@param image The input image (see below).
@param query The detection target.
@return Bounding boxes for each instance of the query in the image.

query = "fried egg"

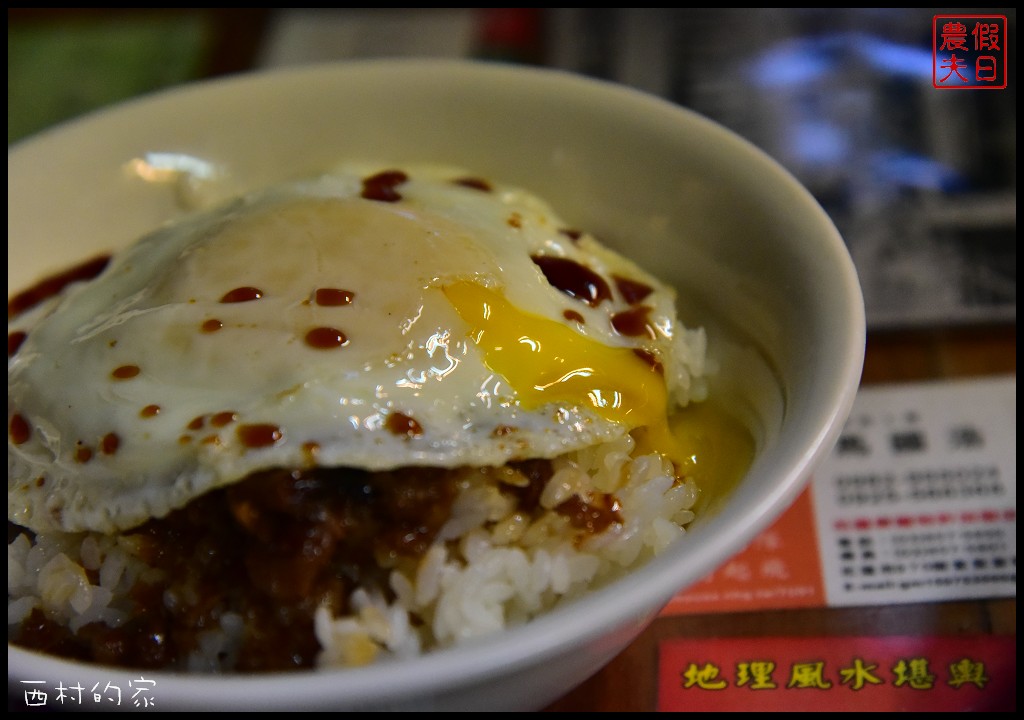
[8,164,706,534]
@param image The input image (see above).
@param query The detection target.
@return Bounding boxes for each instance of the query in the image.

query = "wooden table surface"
[545,324,1017,712]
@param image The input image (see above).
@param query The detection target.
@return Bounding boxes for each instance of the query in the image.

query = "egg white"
[8,165,704,533]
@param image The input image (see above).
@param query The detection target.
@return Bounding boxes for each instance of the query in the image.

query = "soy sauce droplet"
[452,177,492,192]
[632,348,664,375]
[386,412,423,437]
[8,254,110,319]
[611,306,656,338]
[314,288,355,306]
[8,331,27,357]
[613,275,654,305]
[220,287,263,303]
[211,411,238,427]
[10,414,31,445]
[112,365,140,380]
[531,255,611,307]
[75,443,93,463]
[361,170,408,202]
[101,433,120,455]
[305,327,348,349]
[238,423,283,448]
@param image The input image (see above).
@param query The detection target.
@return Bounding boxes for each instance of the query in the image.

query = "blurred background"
[7,8,1016,330]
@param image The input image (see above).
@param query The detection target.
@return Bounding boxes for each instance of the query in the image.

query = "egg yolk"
[667,400,755,514]
[443,280,684,465]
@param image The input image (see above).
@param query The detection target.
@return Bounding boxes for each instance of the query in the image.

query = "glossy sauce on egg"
[8,164,719,534]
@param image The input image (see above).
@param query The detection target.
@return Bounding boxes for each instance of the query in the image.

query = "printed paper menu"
[665,375,1016,614]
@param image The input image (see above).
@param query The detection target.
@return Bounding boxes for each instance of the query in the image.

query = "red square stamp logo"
[933,15,1008,89]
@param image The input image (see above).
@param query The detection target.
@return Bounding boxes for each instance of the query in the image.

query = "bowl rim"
[8,58,866,709]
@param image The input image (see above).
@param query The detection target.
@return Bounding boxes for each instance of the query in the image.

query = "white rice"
[8,531,157,634]
[8,433,698,671]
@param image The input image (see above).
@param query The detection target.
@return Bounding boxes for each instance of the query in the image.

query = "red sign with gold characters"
[659,635,1015,711]
[933,15,1008,89]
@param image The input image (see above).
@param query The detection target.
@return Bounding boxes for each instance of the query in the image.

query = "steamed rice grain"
[8,432,697,671]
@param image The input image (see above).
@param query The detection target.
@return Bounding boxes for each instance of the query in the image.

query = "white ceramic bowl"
[8,59,864,711]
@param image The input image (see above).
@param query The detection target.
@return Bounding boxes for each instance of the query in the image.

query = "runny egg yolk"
[443,280,684,466]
